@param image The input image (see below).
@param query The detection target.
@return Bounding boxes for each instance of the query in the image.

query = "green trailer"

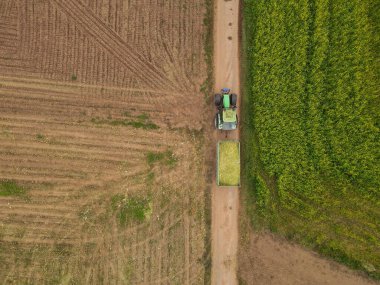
[217,140,240,187]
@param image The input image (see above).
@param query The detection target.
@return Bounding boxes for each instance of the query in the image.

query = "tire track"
[0,74,183,96]
[50,0,178,91]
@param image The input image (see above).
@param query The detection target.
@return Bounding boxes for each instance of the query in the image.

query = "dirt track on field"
[211,0,240,284]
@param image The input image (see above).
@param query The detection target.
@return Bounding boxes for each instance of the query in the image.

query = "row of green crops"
[242,0,379,279]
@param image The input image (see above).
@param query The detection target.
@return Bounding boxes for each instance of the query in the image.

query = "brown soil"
[239,232,378,285]
[0,0,209,284]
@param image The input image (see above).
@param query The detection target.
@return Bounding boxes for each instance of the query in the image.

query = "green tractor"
[214,88,238,130]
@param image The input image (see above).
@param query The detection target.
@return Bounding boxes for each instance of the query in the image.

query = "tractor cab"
[214,88,238,130]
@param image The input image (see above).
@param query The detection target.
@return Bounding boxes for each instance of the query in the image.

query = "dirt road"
[211,0,240,284]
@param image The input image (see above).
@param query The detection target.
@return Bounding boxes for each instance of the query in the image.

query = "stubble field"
[0,0,211,284]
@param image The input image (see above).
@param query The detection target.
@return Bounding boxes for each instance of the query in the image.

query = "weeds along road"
[211,0,240,284]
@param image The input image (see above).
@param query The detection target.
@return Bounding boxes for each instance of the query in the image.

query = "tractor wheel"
[214,94,222,107]
[230,93,237,107]
[214,113,219,129]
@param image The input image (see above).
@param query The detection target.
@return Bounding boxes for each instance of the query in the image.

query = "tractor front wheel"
[214,94,222,107]
[230,93,237,107]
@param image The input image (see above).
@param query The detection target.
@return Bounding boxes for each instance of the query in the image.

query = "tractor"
[214,88,238,130]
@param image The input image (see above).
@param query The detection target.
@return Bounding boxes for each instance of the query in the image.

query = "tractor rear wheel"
[214,94,222,107]
[214,114,218,129]
[230,93,237,107]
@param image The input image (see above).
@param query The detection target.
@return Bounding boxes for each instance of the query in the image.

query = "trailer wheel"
[230,93,237,107]
[214,94,222,107]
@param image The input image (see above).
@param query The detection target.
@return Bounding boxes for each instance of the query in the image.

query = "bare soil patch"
[239,232,378,285]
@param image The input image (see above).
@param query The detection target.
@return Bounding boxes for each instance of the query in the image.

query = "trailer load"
[217,140,240,187]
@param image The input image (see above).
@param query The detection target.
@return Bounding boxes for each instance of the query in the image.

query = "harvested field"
[0,0,211,284]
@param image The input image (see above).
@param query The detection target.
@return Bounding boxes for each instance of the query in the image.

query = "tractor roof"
[223,109,237,123]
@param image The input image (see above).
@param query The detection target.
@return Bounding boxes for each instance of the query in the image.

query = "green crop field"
[242,0,379,279]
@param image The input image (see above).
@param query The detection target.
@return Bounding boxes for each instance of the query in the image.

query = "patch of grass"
[165,150,178,167]
[91,116,159,130]
[121,120,158,130]
[53,243,72,257]
[238,277,248,285]
[36,133,45,141]
[136,113,149,121]
[145,171,155,186]
[84,242,96,254]
[111,194,152,226]
[243,0,380,279]
[0,180,26,196]
[90,117,104,124]
[15,228,26,239]
[147,149,178,168]
[122,260,134,283]
[78,207,93,221]
[1,128,13,138]
[35,134,65,145]
[146,152,166,165]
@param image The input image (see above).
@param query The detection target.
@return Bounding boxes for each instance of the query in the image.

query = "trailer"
[217,140,240,187]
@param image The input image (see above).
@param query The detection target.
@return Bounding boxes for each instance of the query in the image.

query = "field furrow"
[0,0,209,283]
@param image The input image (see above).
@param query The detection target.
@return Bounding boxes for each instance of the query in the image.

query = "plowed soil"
[0,0,210,284]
